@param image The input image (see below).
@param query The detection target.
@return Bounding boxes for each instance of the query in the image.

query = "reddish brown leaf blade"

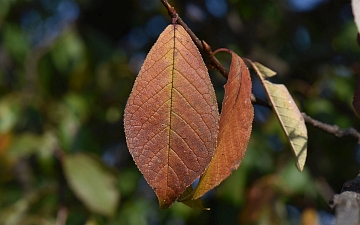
[123,24,219,208]
[353,75,360,116]
[193,51,254,199]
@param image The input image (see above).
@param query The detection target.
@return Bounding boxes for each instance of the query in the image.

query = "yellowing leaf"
[193,50,254,199]
[123,24,219,208]
[63,153,120,216]
[253,62,307,171]
[253,62,277,78]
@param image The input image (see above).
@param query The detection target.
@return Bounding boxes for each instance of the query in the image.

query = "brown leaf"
[193,50,254,199]
[123,24,219,208]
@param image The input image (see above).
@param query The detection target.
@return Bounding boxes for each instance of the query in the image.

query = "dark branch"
[302,113,360,143]
[160,0,228,78]
[250,95,272,109]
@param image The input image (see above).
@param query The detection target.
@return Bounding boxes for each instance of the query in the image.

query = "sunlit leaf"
[124,24,219,208]
[63,153,120,216]
[254,62,277,78]
[193,50,254,199]
[253,62,307,171]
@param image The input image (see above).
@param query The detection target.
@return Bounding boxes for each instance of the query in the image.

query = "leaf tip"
[253,62,277,78]
[296,162,304,172]
[158,199,173,209]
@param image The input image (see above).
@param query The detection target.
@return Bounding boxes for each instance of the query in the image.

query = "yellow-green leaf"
[254,62,277,78]
[63,153,120,216]
[253,63,307,171]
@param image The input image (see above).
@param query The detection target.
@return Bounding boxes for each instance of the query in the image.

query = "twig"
[160,0,360,144]
[302,113,360,143]
[160,0,228,77]
[250,95,271,108]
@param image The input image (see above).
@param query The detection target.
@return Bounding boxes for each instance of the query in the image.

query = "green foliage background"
[0,0,359,224]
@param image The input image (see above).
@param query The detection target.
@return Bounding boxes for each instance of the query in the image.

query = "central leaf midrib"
[166,25,177,197]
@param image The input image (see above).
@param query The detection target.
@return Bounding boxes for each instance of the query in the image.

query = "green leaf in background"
[63,153,120,216]
[280,161,317,197]
[252,62,308,171]
[0,95,21,134]
[7,133,40,160]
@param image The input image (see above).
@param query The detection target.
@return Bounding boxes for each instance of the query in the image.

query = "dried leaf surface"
[193,51,254,199]
[124,24,219,208]
[253,63,307,171]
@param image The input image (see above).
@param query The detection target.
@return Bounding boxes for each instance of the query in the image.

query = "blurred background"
[0,0,360,224]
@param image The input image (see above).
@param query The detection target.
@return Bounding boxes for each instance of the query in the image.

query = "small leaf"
[253,62,277,78]
[177,186,209,210]
[123,24,219,208]
[193,50,254,199]
[253,62,307,171]
[63,153,119,216]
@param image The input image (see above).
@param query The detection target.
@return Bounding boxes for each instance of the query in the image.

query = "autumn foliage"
[124,23,308,208]
[124,24,219,208]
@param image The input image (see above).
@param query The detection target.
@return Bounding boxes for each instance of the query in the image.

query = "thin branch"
[251,95,272,108]
[302,113,360,143]
[160,0,360,144]
[160,0,228,77]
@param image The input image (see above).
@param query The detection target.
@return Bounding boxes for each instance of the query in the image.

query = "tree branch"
[160,0,360,144]
[302,113,360,143]
[160,0,228,77]
[331,173,360,225]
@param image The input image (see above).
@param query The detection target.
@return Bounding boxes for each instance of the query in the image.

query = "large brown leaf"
[193,50,254,199]
[123,24,219,208]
